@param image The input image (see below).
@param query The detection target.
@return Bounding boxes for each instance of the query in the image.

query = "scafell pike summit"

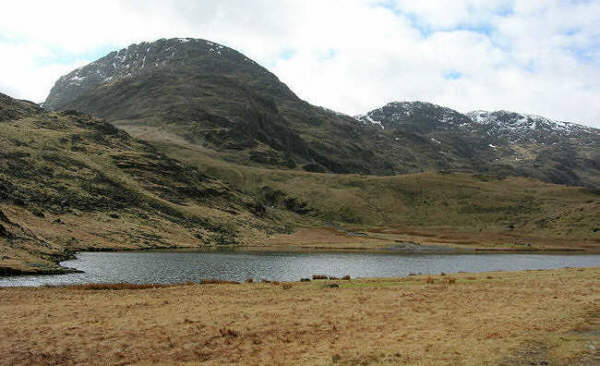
[44,38,600,188]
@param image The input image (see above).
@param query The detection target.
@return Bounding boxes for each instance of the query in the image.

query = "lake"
[1,250,599,287]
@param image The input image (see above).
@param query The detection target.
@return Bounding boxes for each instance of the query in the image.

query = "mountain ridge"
[356,100,599,138]
[355,100,600,187]
[43,37,600,188]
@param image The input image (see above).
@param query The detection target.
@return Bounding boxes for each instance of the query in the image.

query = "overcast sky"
[1,0,599,127]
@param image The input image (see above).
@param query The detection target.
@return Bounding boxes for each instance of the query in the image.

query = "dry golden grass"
[1,267,599,365]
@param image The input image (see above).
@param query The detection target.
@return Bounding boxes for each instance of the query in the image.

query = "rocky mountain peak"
[355,101,473,132]
[43,38,258,111]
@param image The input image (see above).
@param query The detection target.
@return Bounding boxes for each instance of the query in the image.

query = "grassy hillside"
[158,140,600,250]
[0,95,295,274]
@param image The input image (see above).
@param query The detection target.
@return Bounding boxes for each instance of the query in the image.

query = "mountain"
[43,38,392,174]
[357,101,600,188]
[44,38,500,176]
[44,38,600,188]
[356,101,474,133]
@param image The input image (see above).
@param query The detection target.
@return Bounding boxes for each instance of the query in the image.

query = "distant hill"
[357,101,600,187]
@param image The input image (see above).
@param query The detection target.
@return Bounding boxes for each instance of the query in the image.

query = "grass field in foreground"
[1,267,599,365]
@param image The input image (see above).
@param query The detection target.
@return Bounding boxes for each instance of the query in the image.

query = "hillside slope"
[0,93,292,274]
[159,140,600,252]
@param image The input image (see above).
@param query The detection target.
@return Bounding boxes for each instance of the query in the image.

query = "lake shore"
[2,267,599,365]
[2,223,600,276]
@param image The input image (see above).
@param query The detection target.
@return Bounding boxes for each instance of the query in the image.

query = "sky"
[1,0,599,127]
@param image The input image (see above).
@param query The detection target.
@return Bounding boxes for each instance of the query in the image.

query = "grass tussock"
[200,279,240,285]
[219,328,239,338]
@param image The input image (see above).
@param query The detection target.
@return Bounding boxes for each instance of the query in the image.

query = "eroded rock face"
[0,224,9,238]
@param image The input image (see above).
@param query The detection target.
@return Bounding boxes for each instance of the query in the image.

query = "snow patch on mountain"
[354,113,384,129]
[466,110,598,141]
[355,101,473,131]
[355,101,599,147]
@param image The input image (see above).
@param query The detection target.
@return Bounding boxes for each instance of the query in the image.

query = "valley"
[2,0,600,362]
[1,37,599,275]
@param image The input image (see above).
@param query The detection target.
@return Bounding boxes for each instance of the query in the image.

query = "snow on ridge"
[466,109,599,137]
[354,113,384,129]
[69,74,84,82]
[466,110,490,124]
[364,114,384,129]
